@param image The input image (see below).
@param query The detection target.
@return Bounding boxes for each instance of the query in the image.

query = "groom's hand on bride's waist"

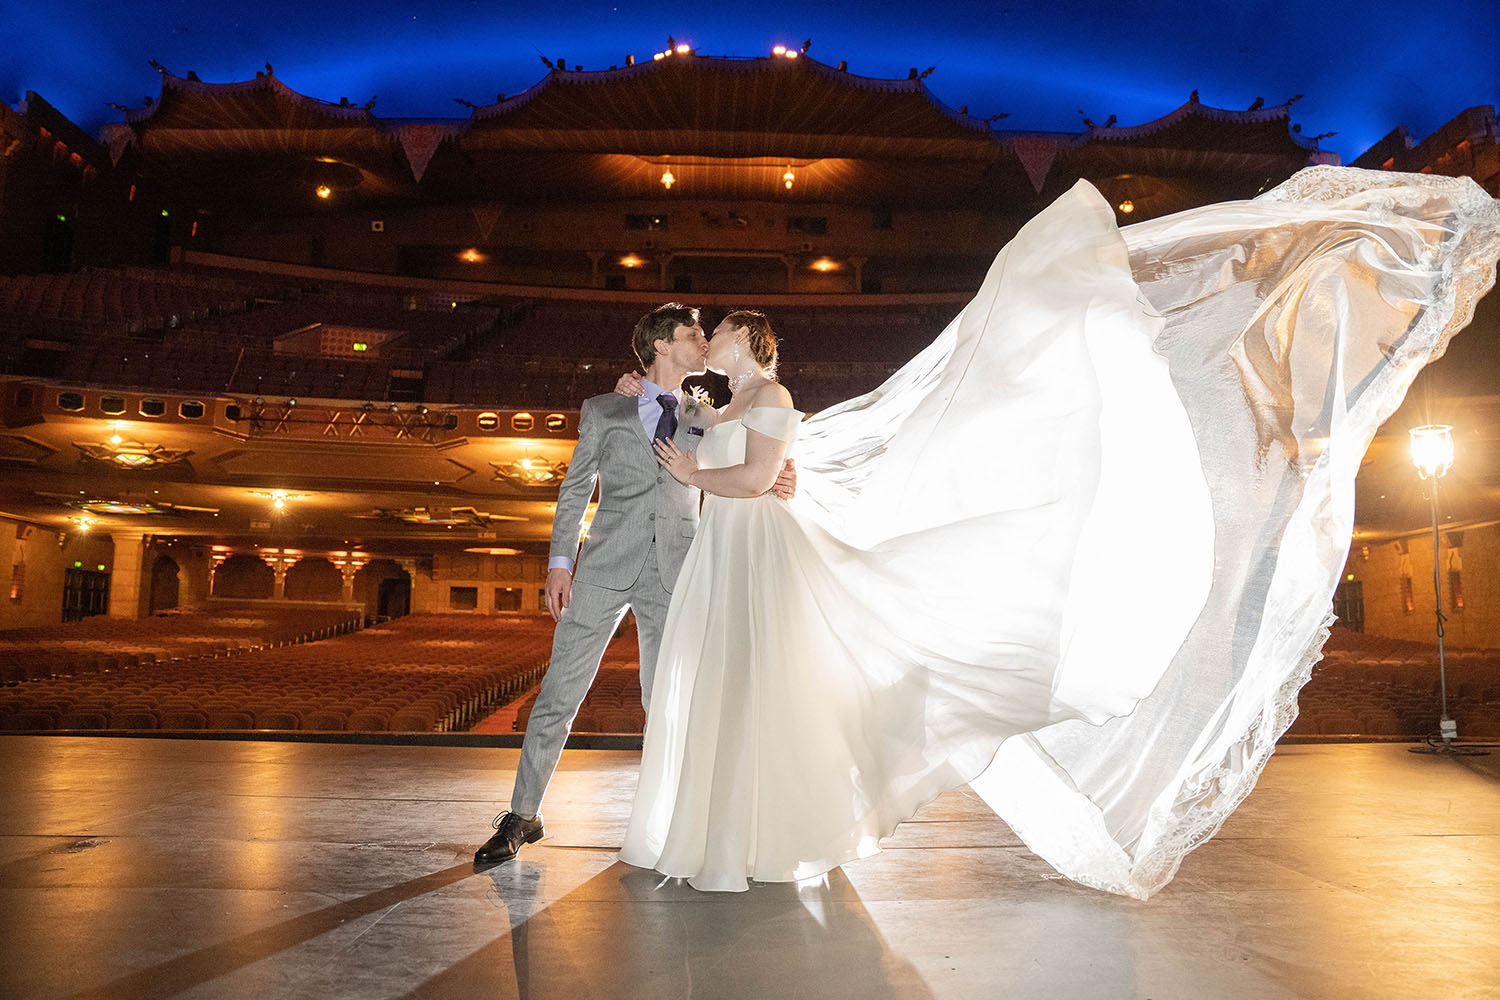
[768,459,796,500]
[545,568,573,622]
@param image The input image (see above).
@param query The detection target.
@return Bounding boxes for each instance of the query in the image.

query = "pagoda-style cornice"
[125,68,380,128]
[96,59,1326,207]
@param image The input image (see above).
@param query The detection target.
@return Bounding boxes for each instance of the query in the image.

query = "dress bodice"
[697,407,803,470]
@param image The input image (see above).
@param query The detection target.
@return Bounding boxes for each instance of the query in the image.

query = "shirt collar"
[640,377,681,402]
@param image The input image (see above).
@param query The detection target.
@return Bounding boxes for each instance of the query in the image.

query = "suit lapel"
[618,393,657,456]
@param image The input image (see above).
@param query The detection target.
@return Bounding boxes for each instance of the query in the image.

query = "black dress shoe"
[474,811,544,864]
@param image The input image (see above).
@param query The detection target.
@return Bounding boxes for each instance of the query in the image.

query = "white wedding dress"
[618,166,1500,897]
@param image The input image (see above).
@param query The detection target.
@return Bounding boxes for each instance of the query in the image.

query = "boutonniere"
[685,386,714,410]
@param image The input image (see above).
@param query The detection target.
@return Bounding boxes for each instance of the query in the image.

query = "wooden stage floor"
[2,737,1498,999]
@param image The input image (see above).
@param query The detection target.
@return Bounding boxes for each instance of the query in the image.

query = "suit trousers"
[510,543,673,817]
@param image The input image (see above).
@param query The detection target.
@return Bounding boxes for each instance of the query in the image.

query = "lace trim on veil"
[1111,166,1500,899]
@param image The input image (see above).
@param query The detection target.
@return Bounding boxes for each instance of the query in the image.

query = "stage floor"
[1,737,1497,1000]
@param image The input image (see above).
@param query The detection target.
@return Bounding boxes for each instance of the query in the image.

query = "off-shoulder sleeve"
[742,406,804,442]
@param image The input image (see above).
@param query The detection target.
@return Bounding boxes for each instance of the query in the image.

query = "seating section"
[1287,629,1500,737]
[0,613,550,733]
[3,259,958,409]
[0,603,360,683]
[1,266,503,400]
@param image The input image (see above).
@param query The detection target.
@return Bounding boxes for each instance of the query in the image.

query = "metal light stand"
[1408,425,1487,756]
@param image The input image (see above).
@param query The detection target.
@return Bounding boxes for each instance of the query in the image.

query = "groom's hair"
[633,302,699,367]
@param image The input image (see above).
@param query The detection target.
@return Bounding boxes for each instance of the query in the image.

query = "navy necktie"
[654,393,679,442]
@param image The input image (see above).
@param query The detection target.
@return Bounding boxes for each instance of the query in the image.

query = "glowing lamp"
[620,254,645,268]
[786,51,799,59]
[661,168,675,189]
[1118,200,1135,214]
[459,248,486,263]
[811,258,838,272]
[1409,425,1454,480]
[675,44,690,54]
[783,167,795,190]
[653,52,665,60]
[316,185,332,199]
[772,45,787,55]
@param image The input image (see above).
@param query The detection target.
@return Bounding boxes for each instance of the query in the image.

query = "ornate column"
[587,251,606,288]
[657,253,673,291]
[267,550,291,599]
[107,532,149,619]
[851,256,868,293]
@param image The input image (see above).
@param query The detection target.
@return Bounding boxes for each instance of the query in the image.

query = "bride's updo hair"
[722,309,778,377]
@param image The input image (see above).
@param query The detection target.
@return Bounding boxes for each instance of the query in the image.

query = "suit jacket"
[549,391,717,592]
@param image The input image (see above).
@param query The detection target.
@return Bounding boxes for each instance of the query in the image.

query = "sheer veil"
[787,166,1500,898]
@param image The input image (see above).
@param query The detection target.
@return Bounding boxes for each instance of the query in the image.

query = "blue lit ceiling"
[5,1,1497,163]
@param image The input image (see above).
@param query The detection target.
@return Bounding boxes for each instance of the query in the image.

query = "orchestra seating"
[0,602,360,682]
[0,612,551,733]
[1288,628,1500,737]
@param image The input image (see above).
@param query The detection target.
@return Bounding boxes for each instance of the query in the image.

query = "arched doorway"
[284,557,342,601]
[149,555,180,613]
[212,554,274,599]
[354,559,411,620]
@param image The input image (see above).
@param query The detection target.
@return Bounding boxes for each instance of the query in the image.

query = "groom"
[476,302,794,864]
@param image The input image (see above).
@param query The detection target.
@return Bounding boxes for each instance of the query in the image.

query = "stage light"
[661,168,675,189]
[1410,424,1454,480]
[654,52,665,60]
[783,166,795,189]
[1119,200,1135,213]
[316,185,332,199]
[1406,424,1482,756]
[675,44,690,54]
[786,51,799,59]
[773,45,787,55]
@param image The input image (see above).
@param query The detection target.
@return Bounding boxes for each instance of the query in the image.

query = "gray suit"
[511,391,714,817]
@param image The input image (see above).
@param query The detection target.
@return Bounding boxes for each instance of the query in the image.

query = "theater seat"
[205,710,254,729]
[57,710,110,730]
[110,709,160,730]
[160,709,208,730]
[301,710,348,731]
[254,709,302,730]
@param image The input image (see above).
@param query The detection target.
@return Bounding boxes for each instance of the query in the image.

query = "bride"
[613,166,1500,897]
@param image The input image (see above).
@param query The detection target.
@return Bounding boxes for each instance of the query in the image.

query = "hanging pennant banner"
[1013,136,1059,194]
[470,202,503,242]
[397,124,448,183]
[100,123,135,166]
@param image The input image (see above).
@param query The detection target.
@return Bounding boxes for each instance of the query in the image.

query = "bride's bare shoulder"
[749,381,794,409]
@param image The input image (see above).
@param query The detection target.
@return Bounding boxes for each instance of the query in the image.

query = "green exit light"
[352,342,368,352]
[1346,573,1355,581]
[55,214,67,223]
[73,561,82,568]
[160,209,169,217]
[97,564,106,571]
